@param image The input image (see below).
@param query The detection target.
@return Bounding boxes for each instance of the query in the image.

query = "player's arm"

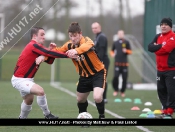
[148,34,162,53]
[96,36,107,60]
[32,43,68,58]
[125,41,132,54]
[110,42,115,57]
[155,38,175,55]
[44,57,55,64]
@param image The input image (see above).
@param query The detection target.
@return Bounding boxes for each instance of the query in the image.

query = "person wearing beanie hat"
[160,17,172,28]
[148,17,175,119]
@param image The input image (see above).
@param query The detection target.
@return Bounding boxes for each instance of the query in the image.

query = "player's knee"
[77,96,82,102]
[94,96,103,103]
[77,96,86,103]
[38,89,45,96]
[25,100,33,105]
[35,85,45,96]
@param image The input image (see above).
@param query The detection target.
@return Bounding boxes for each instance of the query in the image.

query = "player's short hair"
[68,22,81,33]
[30,27,44,39]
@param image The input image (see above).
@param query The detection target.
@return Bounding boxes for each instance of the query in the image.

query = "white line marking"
[50,82,153,132]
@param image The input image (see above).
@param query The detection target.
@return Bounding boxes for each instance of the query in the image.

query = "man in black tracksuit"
[148,18,175,119]
[110,30,132,97]
[91,22,110,103]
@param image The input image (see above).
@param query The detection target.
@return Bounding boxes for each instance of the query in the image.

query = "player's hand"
[36,55,45,65]
[122,48,127,53]
[66,49,78,58]
[49,42,57,50]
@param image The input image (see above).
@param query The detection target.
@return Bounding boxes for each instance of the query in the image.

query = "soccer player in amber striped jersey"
[37,22,106,119]
[11,27,68,119]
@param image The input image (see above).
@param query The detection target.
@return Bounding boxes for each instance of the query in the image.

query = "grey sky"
[70,0,145,17]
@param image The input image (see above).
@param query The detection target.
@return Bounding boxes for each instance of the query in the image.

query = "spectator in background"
[110,30,132,97]
[148,17,175,119]
[91,22,110,104]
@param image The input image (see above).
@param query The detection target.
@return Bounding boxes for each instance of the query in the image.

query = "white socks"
[19,101,32,119]
[37,94,50,116]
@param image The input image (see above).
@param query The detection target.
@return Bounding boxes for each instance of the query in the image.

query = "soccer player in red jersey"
[11,27,68,119]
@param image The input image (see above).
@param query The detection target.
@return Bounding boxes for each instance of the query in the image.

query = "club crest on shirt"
[75,54,85,61]
[162,41,166,46]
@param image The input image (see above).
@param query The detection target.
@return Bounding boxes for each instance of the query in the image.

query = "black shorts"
[77,69,106,93]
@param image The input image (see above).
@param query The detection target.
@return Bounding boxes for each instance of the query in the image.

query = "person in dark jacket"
[110,30,132,97]
[91,22,110,103]
[148,17,175,119]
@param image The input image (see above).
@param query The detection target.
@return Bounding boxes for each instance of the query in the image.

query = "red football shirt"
[14,40,67,78]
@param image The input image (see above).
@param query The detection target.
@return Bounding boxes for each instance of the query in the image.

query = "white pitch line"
[50,82,153,132]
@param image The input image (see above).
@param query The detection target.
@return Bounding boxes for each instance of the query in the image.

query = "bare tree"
[126,0,132,34]
[98,0,103,25]
[119,0,124,30]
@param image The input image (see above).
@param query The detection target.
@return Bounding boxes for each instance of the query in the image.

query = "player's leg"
[93,69,106,119]
[77,92,90,113]
[93,87,105,119]
[103,82,107,103]
[19,94,34,119]
[112,66,120,96]
[120,66,128,97]
[11,76,33,119]
[165,70,175,118]
[156,71,168,118]
[76,76,91,114]
[30,84,58,119]
[103,59,110,103]
[11,76,34,119]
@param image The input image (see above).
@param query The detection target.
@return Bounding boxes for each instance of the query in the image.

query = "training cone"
[134,98,142,104]
[142,108,151,112]
[139,113,147,118]
[144,102,152,106]
[114,98,122,102]
[147,111,154,115]
[124,98,132,102]
[153,110,162,114]
[134,100,142,104]
[147,114,155,118]
[131,106,140,110]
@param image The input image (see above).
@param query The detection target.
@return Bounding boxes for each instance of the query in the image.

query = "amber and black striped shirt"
[54,36,105,77]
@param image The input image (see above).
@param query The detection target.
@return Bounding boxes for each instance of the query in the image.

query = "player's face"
[161,23,172,34]
[68,32,82,45]
[118,30,124,39]
[91,24,100,34]
[35,29,45,44]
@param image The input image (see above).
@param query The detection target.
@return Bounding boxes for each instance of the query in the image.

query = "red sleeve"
[155,39,175,55]
[44,57,55,64]
[32,43,68,58]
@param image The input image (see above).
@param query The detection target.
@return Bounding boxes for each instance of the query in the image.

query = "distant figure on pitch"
[91,22,110,104]
[110,30,132,97]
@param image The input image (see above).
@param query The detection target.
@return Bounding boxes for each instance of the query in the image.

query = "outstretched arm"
[32,43,68,58]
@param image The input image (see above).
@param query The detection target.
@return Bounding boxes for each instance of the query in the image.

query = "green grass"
[0,81,175,132]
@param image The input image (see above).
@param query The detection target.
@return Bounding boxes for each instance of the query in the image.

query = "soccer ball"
[77,112,93,119]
